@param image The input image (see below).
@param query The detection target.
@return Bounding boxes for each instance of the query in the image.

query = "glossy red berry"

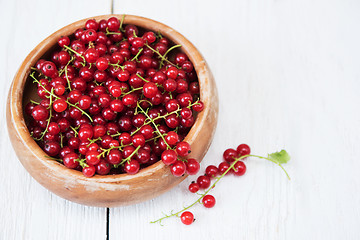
[202,195,216,208]
[185,158,200,175]
[124,160,140,174]
[233,161,247,176]
[236,144,251,156]
[223,148,238,163]
[63,153,79,169]
[161,149,177,165]
[197,175,211,189]
[83,165,96,177]
[53,99,68,113]
[170,161,186,177]
[180,211,194,225]
[176,141,191,157]
[31,105,49,121]
[218,161,231,175]
[188,182,200,193]
[205,165,219,178]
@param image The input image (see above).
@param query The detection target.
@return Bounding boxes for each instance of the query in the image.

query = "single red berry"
[31,105,49,121]
[107,149,122,165]
[218,161,231,175]
[236,144,251,156]
[63,153,79,169]
[95,57,109,71]
[161,149,177,165]
[193,100,204,112]
[202,195,216,208]
[185,158,200,175]
[83,165,96,177]
[180,211,194,225]
[132,133,145,147]
[233,161,247,176]
[197,175,211,189]
[96,159,111,175]
[188,182,200,193]
[223,148,238,163]
[53,99,68,113]
[176,141,191,157]
[165,131,179,146]
[124,160,140,174]
[170,161,186,177]
[58,36,70,47]
[205,165,219,178]
[107,17,120,31]
[143,82,158,98]
[43,141,60,157]
[85,150,101,165]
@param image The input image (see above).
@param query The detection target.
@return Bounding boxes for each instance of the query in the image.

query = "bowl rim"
[9,14,214,184]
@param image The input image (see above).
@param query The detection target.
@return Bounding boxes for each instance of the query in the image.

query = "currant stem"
[131,48,143,61]
[248,154,291,180]
[144,43,179,68]
[137,102,172,150]
[36,88,54,141]
[150,153,290,225]
[63,45,86,65]
[30,72,93,122]
[150,154,249,225]
[160,44,181,68]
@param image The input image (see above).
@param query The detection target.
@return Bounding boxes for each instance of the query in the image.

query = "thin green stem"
[131,48,143,61]
[150,153,290,225]
[144,43,179,68]
[160,44,181,68]
[150,155,250,224]
[137,103,172,149]
[30,72,93,122]
[248,154,290,180]
[63,45,86,65]
[119,15,125,32]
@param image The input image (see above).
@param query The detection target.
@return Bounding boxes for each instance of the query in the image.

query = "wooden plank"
[0,0,112,239]
[110,0,360,239]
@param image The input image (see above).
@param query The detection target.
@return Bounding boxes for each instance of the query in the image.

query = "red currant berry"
[188,182,200,193]
[53,99,68,113]
[63,153,79,169]
[197,175,211,189]
[185,158,200,175]
[236,144,251,156]
[205,165,219,178]
[96,160,111,175]
[86,150,101,165]
[218,161,231,175]
[161,149,177,165]
[223,148,238,163]
[233,161,247,176]
[202,195,216,208]
[83,165,96,177]
[176,141,191,157]
[170,161,186,177]
[31,105,49,121]
[180,211,194,225]
[124,160,140,174]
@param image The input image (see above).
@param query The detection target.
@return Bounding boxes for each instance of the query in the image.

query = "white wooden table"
[1,0,359,239]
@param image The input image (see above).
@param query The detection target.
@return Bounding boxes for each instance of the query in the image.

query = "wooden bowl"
[6,14,218,207]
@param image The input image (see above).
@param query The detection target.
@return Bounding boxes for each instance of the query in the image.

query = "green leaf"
[268,150,290,164]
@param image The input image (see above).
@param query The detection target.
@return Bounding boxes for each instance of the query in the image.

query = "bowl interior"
[20,14,208,179]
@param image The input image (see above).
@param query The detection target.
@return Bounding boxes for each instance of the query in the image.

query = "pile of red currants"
[25,16,204,177]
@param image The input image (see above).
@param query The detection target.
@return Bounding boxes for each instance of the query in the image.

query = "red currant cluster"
[151,143,251,225]
[181,144,250,225]
[25,16,204,177]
